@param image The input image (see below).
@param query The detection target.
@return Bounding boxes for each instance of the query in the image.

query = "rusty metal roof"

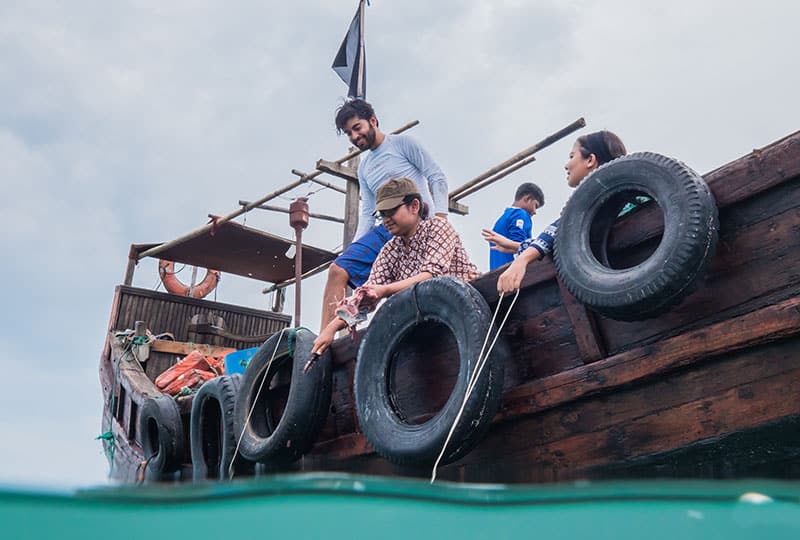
[134,220,337,284]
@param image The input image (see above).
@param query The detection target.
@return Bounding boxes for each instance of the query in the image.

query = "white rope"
[430,289,520,483]
[228,327,287,480]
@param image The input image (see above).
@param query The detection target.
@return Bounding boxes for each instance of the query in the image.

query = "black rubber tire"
[233,327,332,467]
[138,394,184,480]
[190,374,254,481]
[554,152,719,321]
[354,277,507,467]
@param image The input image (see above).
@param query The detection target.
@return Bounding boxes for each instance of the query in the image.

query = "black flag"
[332,2,366,98]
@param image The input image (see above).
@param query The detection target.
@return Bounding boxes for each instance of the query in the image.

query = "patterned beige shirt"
[366,217,480,286]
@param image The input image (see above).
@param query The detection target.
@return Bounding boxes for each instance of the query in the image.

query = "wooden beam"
[449,199,469,216]
[343,151,360,249]
[450,118,585,199]
[235,202,344,224]
[500,295,800,420]
[150,339,236,358]
[290,170,348,195]
[557,279,606,363]
[317,159,359,183]
[703,128,800,207]
[454,155,537,201]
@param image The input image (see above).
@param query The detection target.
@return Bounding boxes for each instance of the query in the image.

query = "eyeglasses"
[377,204,404,218]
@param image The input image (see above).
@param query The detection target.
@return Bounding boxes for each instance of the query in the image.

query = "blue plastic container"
[224,347,259,375]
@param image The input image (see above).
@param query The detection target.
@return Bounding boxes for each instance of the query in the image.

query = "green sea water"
[2,473,799,539]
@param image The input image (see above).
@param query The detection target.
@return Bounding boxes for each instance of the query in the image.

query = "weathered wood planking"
[461,342,800,483]
[308,333,800,483]
[112,285,290,351]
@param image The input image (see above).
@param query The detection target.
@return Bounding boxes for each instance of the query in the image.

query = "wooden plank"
[500,295,800,419]
[317,159,358,183]
[150,339,235,358]
[118,285,291,322]
[704,129,800,207]
[600,197,800,353]
[471,336,800,458]
[556,279,606,363]
[343,152,360,249]
[483,368,800,482]
[448,199,469,216]
[472,259,557,305]
[313,330,800,465]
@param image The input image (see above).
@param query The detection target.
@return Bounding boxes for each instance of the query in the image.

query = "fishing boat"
[99,124,800,485]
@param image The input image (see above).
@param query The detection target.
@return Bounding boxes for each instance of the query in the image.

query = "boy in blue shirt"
[483,183,544,270]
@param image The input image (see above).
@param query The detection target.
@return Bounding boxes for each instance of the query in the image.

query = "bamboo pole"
[357,0,366,99]
[235,203,345,224]
[262,259,338,294]
[454,155,536,200]
[293,172,348,194]
[449,117,586,201]
[136,120,420,262]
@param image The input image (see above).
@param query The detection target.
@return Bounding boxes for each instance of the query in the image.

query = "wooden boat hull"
[100,130,800,484]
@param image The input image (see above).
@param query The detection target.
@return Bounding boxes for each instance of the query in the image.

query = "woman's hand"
[481,229,518,253]
[497,258,527,293]
[358,283,388,310]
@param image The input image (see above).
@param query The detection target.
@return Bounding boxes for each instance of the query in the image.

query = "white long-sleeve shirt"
[354,134,449,241]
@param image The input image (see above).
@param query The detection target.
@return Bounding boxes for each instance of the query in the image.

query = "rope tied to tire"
[430,288,519,483]
[228,327,289,480]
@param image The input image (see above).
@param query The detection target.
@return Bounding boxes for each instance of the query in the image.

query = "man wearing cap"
[320,98,450,332]
[311,178,479,356]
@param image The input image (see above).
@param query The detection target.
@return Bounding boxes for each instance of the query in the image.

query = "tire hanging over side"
[355,277,507,467]
[554,152,719,321]
[190,374,254,481]
[138,394,184,481]
[233,328,332,467]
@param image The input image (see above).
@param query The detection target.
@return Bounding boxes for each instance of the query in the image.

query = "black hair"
[335,98,378,134]
[403,194,429,220]
[514,182,545,207]
[576,130,627,165]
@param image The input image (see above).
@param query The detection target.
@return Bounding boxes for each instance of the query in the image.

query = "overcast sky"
[1,0,799,488]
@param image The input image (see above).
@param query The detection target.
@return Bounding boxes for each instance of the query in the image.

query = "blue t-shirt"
[489,207,532,270]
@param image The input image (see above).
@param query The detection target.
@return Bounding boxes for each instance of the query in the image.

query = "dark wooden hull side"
[309,130,800,483]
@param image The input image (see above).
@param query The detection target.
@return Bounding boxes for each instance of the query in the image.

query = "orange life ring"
[158,260,221,299]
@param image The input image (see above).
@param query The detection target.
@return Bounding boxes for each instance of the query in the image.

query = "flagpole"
[357,0,366,98]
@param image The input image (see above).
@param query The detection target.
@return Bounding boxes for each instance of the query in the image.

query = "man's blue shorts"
[334,224,393,288]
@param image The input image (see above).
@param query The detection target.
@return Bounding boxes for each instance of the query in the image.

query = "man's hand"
[310,322,338,357]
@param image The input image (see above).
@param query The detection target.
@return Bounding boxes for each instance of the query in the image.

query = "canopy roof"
[133,220,337,284]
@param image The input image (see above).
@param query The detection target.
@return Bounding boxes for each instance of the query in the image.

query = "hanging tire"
[138,394,184,480]
[233,327,332,467]
[190,374,254,481]
[554,152,719,321]
[355,277,507,467]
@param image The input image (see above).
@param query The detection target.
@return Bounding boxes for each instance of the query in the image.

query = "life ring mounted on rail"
[158,260,221,299]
